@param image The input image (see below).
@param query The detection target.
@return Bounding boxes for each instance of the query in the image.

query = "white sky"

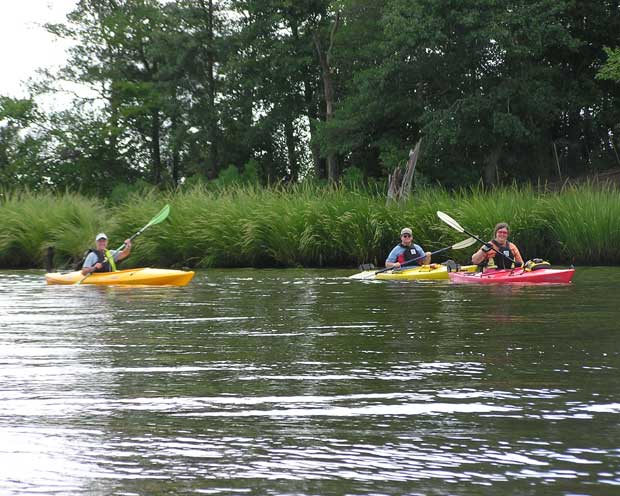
[0,0,78,98]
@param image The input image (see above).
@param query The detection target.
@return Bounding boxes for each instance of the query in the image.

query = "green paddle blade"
[146,204,170,228]
[451,237,477,250]
[129,204,171,241]
[437,210,465,233]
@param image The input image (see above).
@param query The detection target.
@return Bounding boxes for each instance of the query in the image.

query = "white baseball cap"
[95,233,108,241]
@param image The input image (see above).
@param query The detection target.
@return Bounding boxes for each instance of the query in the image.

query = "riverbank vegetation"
[1,183,619,270]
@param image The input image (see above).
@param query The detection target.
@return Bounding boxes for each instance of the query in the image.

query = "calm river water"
[0,267,619,495]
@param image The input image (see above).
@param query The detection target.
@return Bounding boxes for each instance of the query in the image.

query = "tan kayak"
[45,268,195,286]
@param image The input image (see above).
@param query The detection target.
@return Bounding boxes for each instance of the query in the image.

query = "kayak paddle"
[352,236,477,280]
[436,210,518,266]
[76,204,171,285]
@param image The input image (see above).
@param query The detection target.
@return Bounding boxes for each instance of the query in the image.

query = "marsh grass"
[0,191,102,268]
[540,183,620,264]
[1,182,618,269]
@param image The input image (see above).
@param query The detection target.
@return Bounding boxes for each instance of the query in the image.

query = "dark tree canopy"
[1,0,619,194]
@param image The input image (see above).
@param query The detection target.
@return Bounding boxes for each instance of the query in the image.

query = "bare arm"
[472,242,493,264]
[117,239,132,261]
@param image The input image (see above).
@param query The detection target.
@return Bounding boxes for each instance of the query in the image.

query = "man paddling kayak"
[385,227,431,269]
[471,222,524,269]
[81,233,132,275]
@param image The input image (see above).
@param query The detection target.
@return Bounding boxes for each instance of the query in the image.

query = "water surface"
[0,268,619,495]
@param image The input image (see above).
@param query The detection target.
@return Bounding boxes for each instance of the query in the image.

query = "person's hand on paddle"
[481,243,493,253]
[85,262,103,274]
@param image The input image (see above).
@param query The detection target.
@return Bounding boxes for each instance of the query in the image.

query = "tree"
[0,97,43,190]
[44,0,231,187]
[596,47,620,166]
[5,0,617,192]
[598,47,620,83]
[226,0,343,182]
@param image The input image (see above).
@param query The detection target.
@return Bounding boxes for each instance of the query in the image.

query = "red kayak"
[448,267,575,284]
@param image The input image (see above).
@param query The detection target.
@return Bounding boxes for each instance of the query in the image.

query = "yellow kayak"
[349,263,477,281]
[45,268,195,286]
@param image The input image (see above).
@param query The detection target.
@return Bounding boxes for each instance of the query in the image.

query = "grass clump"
[0,190,102,268]
[540,183,620,264]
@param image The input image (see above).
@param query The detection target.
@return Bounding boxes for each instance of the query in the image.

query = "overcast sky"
[0,0,78,98]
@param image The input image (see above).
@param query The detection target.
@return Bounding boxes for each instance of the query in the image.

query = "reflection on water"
[0,268,619,495]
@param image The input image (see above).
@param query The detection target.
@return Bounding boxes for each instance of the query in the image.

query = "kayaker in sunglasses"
[471,222,524,269]
[385,227,431,269]
[81,232,132,275]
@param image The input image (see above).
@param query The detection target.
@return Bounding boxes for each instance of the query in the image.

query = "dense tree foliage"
[1,0,619,194]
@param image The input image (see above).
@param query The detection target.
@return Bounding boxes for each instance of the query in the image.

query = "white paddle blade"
[348,270,376,280]
[451,237,477,250]
[437,210,464,233]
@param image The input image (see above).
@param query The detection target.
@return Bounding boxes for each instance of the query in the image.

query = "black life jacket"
[78,249,114,272]
[490,239,515,269]
[396,244,422,264]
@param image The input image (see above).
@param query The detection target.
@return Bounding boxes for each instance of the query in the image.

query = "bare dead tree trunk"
[387,139,422,203]
[484,147,501,186]
[553,142,562,182]
[313,13,340,183]
[609,135,620,166]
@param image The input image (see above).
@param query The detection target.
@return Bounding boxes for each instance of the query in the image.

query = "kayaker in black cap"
[385,227,431,269]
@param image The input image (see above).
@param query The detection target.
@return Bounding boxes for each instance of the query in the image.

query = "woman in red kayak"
[471,222,524,269]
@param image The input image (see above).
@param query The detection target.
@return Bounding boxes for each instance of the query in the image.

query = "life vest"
[396,244,423,264]
[90,249,118,272]
[487,240,516,270]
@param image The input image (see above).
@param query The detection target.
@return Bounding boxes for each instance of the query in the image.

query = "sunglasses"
[401,234,412,238]
[496,230,509,234]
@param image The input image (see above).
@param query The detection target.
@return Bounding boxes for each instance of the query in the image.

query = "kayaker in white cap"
[385,227,431,269]
[80,232,132,275]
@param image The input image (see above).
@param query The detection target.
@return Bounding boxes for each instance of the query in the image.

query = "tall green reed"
[540,183,620,264]
[0,190,102,268]
[1,182,618,269]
